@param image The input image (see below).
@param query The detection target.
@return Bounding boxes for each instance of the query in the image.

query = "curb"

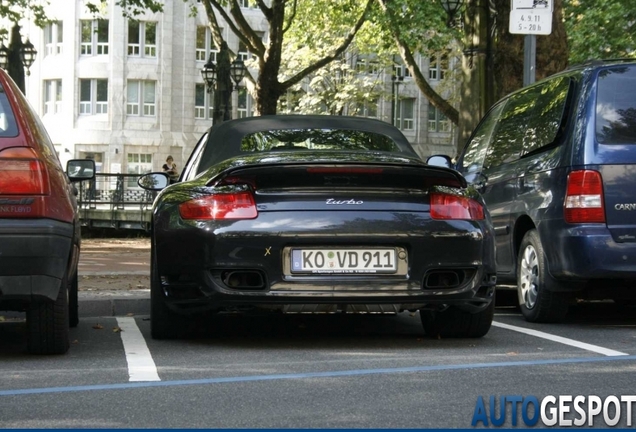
[79,289,150,318]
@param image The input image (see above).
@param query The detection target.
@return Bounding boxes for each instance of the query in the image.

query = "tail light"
[0,147,50,195]
[179,191,257,220]
[564,170,605,223]
[430,193,485,220]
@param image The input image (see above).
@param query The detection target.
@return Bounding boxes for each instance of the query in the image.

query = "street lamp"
[0,44,8,70]
[439,0,464,27]
[229,58,246,90]
[0,25,38,94]
[200,41,247,125]
[20,38,37,75]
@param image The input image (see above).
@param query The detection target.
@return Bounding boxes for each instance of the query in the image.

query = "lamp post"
[0,25,38,94]
[438,0,495,146]
[200,41,246,126]
[391,70,404,127]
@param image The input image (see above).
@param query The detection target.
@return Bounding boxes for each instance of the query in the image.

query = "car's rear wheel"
[517,229,569,323]
[69,271,79,328]
[26,273,70,355]
[150,245,183,339]
[420,298,494,338]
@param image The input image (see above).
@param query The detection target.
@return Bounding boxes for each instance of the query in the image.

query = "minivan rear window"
[596,65,636,144]
[0,89,18,137]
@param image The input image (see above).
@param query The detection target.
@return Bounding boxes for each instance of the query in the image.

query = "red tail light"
[430,193,485,220]
[564,170,605,223]
[179,191,257,220]
[0,147,50,195]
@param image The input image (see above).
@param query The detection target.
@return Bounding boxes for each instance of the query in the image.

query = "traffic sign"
[509,8,553,35]
[511,0,553,12]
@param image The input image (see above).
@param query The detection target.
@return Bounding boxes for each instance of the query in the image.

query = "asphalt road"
[1,300,636,428]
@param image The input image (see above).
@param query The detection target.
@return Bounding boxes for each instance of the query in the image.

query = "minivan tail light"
[430,193,485,220]
[179,191,257,220]
[564,170,605,223]
[0,147,50,195]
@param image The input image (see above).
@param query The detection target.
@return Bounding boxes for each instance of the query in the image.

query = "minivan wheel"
[69,271,79,328]
[517,230,569,323]
[420,297,494,338]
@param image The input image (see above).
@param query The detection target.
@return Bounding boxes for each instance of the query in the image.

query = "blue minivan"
[429,60,636,322]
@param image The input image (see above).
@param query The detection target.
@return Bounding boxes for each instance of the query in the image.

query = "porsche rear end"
[153,160,496,315]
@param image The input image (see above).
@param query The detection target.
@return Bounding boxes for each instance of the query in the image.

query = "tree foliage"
[199,0,374,115]
[564,0,636,64]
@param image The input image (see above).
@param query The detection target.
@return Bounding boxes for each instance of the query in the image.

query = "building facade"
[23,0,455,179]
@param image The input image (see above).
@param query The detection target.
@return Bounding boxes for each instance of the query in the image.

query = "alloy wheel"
[519,244,539,309]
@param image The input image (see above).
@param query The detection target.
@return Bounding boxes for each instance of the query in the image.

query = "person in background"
[162,155,179,184]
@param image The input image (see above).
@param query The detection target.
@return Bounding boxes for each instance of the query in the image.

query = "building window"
[79,79,108,115]
[363,99,378,118]
[128,21,157,57]
[356,58,380,75]
[80,19,109,56]
[44,21,63,56]
[127,153,153,187]
[394,63,411,79]
[238,41,249,62]
[195,83,214,119]
[396,98,415,130]
[43,80,62,115]
[127,80,156,116]
[238,87,254,118]
[429,55,448,81]
[428,106,450,132]
[196,26,219,62]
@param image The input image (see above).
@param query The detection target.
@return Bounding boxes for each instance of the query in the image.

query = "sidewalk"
[79,238,151,317]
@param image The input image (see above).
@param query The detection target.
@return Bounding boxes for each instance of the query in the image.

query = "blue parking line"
[2,354,636,397]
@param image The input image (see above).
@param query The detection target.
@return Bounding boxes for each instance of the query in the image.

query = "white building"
[23,0,455,179]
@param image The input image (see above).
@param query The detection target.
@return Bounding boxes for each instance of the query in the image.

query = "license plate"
[291,248,397,274]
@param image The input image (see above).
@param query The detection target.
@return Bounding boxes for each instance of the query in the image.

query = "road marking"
[1,355,635,397]
[492,321,629,356]
[116,317,160,382]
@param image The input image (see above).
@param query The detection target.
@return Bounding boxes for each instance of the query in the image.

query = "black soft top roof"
[198,115,419,168]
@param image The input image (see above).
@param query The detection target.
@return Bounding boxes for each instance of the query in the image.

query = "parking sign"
[509,0,553,34]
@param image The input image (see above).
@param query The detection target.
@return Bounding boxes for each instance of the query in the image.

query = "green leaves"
[564,0,636,63]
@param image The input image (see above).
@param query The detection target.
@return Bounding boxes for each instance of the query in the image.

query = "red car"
[0,69,94,354]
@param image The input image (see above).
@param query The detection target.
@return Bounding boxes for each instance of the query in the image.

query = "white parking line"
[116,317,161,382]
[492,321,629,357]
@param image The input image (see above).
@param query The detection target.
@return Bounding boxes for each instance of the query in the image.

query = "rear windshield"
[240,128,400,152]
[596,65,636,144]
[0,87,18,137]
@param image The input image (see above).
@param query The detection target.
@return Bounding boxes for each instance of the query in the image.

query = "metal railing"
[75,173,156,231]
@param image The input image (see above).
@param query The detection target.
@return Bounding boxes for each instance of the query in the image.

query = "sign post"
[509,0,554,85]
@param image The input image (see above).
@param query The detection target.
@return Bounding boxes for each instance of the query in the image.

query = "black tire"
[150,245,183,339]
[420,298,494,338]
[27,273,70,355]
[69,271,79,328]
[517,229,569,323]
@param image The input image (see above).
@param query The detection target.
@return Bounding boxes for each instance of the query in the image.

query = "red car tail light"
[430,193,485,220]
[0,147,50,195]
[179,191,257,220]
[564,170,605,223]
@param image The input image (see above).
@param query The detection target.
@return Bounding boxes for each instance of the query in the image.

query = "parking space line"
[492,321,629,356]
[2,354,636,397]
[116,317,160,382]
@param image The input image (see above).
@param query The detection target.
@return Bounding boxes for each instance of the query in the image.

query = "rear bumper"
[0,219,74,304]
[159,266,496,315]
[541,222,636,281]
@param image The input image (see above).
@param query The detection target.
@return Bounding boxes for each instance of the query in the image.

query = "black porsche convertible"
[138,115,496,339]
